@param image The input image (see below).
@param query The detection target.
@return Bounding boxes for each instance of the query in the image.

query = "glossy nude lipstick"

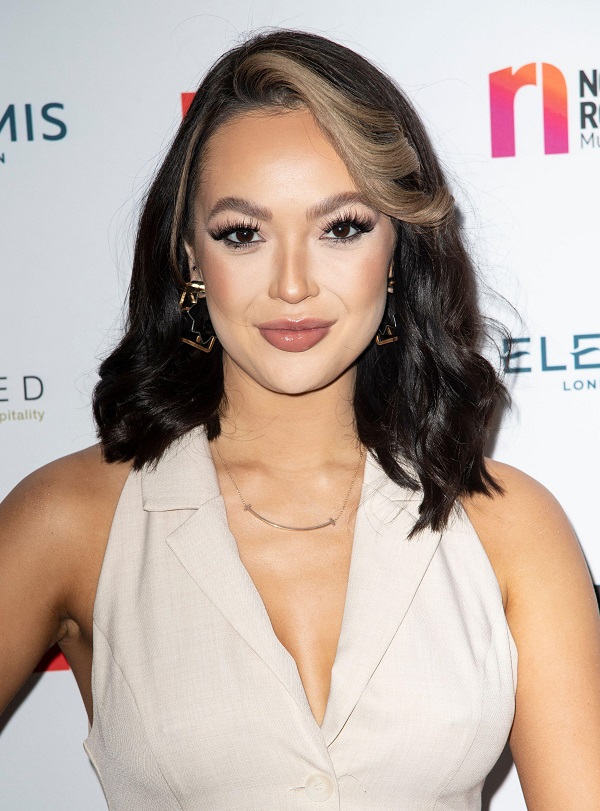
[257,318,334,352]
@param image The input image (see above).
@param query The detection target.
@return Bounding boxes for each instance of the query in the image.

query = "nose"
[269,243,319,305]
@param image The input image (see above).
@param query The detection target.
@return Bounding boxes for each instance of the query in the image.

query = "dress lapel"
[165,500,318,720]
[143,429,442,747]
[319,452,442,747]
[144,429,321,732]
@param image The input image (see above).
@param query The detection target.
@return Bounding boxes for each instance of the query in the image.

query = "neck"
[217,361,361,471]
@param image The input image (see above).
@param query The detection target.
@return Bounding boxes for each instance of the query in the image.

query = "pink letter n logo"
[489,63,568,157]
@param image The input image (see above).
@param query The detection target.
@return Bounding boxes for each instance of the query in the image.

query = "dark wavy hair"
[93,29,507,534]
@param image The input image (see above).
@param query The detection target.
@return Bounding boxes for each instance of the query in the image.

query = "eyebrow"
[306,192,375,221]
[208,196,272,221]
[207,191,376,222]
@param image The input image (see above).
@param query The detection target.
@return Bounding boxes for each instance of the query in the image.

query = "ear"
[183,241,200,280]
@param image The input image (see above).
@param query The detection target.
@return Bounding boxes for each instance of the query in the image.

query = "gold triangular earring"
[179,274,217,353]
[375,275,398,346]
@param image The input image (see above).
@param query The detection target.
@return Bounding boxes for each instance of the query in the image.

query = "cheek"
[196,233,393,336]
[196,248,254,326]
[337,253,389,325]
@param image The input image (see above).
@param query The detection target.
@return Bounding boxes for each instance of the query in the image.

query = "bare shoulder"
[1,445,132,618]
[0,444,132,623]
[465,457,570,528]
[461,459,588,613]
[463,467,600,807]
[1,444,131,541]
[0,445,132,713]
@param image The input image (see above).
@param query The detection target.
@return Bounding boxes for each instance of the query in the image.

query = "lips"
[257,318,334,353]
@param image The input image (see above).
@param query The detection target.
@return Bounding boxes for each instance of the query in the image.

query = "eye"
[226,228,261,246]
[325,222,361,240]
[208,220,263,250]
[321,210,375,245]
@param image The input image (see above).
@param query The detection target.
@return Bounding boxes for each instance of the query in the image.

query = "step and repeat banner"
[1,1,598,808]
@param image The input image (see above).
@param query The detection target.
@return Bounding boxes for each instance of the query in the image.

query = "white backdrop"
[1,1,599,808]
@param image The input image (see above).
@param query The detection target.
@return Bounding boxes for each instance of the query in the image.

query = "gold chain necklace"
[214,441,364,532]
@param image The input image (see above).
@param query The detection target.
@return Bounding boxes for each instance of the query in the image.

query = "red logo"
[34,644,69,672]
[181,92,195,117]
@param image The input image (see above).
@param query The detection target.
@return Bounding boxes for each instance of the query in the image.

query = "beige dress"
[84,427,517,810]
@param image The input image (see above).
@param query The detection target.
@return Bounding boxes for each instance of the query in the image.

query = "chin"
[251,359,353,396]
[222,341,364,396]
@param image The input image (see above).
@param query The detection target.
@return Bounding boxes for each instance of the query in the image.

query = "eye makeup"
[207,218,262,248]
[207,207,377,250]
[320,208,376,245]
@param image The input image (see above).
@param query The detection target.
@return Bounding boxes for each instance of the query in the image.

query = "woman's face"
[185,108,397,396]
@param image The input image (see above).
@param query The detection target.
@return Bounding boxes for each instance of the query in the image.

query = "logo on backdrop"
[503,333,600,392]
[181,92,195,117]
[490,63,568,157]
[0,102,67,165]
[0,375,45,424]
[34,644,69,672]
[489,64,600,156]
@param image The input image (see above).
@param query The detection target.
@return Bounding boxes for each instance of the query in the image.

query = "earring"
[375,275,398,346]
[179,275,216,353]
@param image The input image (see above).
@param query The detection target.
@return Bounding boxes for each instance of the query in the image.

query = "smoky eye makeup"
[206,206,378,250]
[320,208,377,243]
[207,218,263,248]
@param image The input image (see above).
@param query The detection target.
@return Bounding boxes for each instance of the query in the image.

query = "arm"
[0,464,72,714]
[0,447,129,717]
[464,461,600,810]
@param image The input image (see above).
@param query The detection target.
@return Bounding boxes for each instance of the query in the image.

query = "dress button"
[305,772,334,802]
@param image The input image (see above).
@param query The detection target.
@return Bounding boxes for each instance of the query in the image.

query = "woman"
[1,29,599,810]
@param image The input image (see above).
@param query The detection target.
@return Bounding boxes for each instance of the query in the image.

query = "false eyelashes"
[320,209,376,240]
[207,207,376,250]
[208,218,262,243]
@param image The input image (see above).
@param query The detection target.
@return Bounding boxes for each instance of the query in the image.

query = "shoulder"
[464,458,572,541]
[461,459,593,618]
[0,445,132,610]
[0,447,132,712]
[463,464,600,806]
[1,444,131,538]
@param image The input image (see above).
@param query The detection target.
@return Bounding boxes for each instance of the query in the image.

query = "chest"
[88,498,518,810]
[85,441,518,809]
[224,508,355,727]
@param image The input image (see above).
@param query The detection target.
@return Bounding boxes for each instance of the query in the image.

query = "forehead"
[198,108,357,202]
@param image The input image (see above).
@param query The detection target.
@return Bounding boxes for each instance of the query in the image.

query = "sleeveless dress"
[84,427,517,810]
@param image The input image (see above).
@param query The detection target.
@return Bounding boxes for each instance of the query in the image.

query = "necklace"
[214,441,364,532]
